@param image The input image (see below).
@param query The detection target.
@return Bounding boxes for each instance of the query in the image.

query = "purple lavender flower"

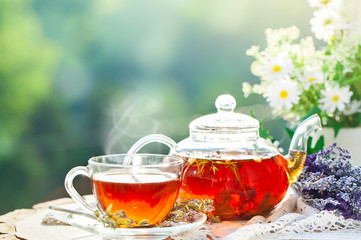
[296,143,361,220]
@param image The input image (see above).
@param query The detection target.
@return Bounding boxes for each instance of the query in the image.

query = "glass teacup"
[65,154,184,225]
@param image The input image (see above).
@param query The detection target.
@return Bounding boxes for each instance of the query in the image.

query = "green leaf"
[307,136,324,154]
[106,204,113,213]
[302,107,321,121]
[285,127,295,139]
[250,109,273,140]
[250,109,256,119]
[335,62,345,83]
[259,129,270,139]
[342,75,361,85]
[333,125,342,138]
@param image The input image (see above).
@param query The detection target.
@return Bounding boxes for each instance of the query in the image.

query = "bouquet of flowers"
[243,0,361,135]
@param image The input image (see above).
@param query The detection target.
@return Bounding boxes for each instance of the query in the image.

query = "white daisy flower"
[253,84,267,97]
[299,69,324,90]
[265,28,282,46]
[308,0,341,8]
[319,84,353,113]
[266,26,300,43]
[259,52,294,81]
[310,7,341,41]
[287,26,301,41]
[335,0,358,26]
[242,82,253,98]
[298,37,324,62]
[266,78,301,110]
[246,45,260,57]
[250,61,262,77]
[343,100,361,116]
[353,0,361,30]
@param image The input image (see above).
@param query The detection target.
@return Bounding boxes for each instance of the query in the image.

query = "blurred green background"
[0,0,314,214]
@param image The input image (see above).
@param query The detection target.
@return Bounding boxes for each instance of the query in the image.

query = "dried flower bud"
[93,198,219,229]
[296,143,361,220]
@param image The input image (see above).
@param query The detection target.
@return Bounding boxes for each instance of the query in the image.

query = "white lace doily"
[172,187,361,240]
[221,188,361,240]
[43,188,361,240]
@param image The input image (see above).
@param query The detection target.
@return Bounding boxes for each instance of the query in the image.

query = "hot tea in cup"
[65,154,183,225]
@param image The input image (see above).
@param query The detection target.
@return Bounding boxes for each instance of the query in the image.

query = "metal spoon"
[49,205,96,219]
[48,205,157,228]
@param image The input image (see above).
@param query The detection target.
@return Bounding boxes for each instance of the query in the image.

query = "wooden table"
[0,196,216,240]
[0,197,89,240]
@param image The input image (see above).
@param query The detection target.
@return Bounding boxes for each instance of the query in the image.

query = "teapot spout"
[286,114,322,184]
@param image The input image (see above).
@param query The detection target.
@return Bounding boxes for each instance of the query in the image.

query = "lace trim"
[223,192,361,240]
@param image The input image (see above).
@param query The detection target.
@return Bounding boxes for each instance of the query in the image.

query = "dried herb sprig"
[94,199,220,229]
[188,159,249,200]
[189,158,241,185]
[159,199,221,227]
[94,204,149,228]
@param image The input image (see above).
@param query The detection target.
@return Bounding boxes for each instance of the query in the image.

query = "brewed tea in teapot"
[128,94,321,220]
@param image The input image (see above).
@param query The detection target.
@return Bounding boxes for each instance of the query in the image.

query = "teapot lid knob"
[189,93,259,142]
[215,94,236,112]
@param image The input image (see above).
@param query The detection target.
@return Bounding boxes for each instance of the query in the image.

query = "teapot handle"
[126,134,177,163]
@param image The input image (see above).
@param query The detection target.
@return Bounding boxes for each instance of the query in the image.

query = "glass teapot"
[127,94,321,220]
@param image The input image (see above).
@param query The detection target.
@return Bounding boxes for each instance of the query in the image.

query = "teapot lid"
[189,94,259,142]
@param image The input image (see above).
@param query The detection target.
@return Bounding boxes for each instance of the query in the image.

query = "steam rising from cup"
[102,87,189,156]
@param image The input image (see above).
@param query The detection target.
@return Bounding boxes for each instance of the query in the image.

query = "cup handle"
[127,134,177,155]
[64,166,97,213]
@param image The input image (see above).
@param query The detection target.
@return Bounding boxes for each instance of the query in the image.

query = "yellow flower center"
[332,95,339,102]
[324,19,332,26]
[272,65,282,73]
[320,0,331,4]
[308,77,316,83]
[280,90,288,99]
